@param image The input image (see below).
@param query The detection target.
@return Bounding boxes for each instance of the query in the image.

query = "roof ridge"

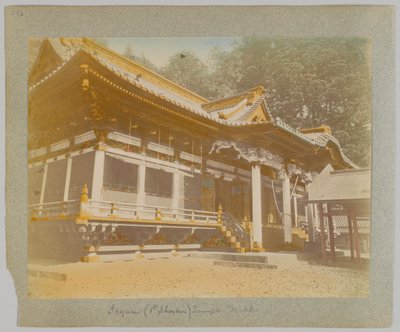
[239,95,265,122]
[81,38,209,105]
[202,85,265,109]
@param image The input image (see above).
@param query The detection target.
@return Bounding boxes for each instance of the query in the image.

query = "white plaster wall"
[102,189,137,204]
[145,195,173,208]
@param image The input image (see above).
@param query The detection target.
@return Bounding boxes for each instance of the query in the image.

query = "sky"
[102,37,241,67]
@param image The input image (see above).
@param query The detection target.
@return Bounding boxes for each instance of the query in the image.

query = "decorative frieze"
[108,131,141,147]
[180,151,202,164]
[29,147,47,159]
[147,142,174,156]
[206,159,235,173]
[209,140,283,171]
[50,139,70,152]
[74,131,96,145]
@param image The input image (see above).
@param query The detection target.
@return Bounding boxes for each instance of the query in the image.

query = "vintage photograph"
[27,36,371,299]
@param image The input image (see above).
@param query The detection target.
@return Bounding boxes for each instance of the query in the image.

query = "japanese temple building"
[28,38,357,260]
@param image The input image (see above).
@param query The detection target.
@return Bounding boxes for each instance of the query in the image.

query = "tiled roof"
[93,52,213,119]
[47,39,78,60]
[29,38,357,169]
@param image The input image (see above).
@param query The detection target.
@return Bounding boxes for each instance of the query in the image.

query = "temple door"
[215,178,233,215]
[201,173,215,212]
[232,181,245,221]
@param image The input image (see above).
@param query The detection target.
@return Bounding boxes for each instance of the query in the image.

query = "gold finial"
[80,183,89,203]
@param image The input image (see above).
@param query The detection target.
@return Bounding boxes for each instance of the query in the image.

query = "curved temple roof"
[28,38,357,170]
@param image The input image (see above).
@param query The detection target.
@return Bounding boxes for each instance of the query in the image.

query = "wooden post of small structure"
[347,211,355,260]
[217,203,223,224]
[318,203,327,260]
[352,211,361,261]
[327,204,336,261]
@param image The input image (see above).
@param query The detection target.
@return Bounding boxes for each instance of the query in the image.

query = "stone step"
[213,260,277,269]
[231,242,241,249]
[191,252,270,264]
[235,247,246,254]
[218,225,227,232]
[97,244,201,253]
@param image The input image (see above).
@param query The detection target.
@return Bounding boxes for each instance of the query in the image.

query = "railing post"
[60,201,67,217]
[191,210,195,222]
[110,203,118,217]
[76,183,89,224]
[243,215,249,231]
[217,203,223,224]
[155,208,162,221]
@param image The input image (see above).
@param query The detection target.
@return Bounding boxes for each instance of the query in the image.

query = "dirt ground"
[28,252,369,299]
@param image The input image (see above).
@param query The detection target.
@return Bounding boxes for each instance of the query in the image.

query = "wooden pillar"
[91,150,105,202]
[304,183,315,242]
[39,163,48,205]
[347,212,355,260]
[327,204,336,261]
[172,172,181,214]
[137,163,146,207]
[352,212,361,261]
[282,170,292,243]
[306,204,315,242]
[293,195,298,228]
[251,163,263,247]
[63,157,72,201]
[318,203,327,260]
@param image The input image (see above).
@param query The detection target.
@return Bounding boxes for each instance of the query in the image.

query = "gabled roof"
[28,38,358,170]
[306,165,370,202]
[29,38,273,126]
[202,85,272,124]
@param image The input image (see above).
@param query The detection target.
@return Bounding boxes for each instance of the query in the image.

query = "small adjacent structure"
[303,165,371,261]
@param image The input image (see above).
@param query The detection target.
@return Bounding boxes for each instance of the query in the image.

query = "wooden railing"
[87,200,220,224]
[29,199,220,225]
[29,200,80,219]
[223,212,251,247]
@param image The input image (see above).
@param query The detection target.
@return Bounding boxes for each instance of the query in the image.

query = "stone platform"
[189,252,277,269]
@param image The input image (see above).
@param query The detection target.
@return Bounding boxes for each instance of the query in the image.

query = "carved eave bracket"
[93,128,111,150]
[209,140,283,171]
[286,162,318,183]
[209,140,320,184]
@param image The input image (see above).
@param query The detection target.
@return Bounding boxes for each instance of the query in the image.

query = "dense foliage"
[125,38,371,167]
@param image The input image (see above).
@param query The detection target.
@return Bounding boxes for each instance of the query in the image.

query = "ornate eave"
[209,140,283,171]
[28,38,357,172]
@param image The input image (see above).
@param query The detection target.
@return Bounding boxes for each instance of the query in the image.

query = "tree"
[160,51,216,99]
[123,44,158,72]
[114,38,370,166]
[206,37,371,166]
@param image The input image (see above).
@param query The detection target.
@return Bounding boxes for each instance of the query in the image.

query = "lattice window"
[103,155,138,193]
[43,159,67,203]
[145,168,172,198]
